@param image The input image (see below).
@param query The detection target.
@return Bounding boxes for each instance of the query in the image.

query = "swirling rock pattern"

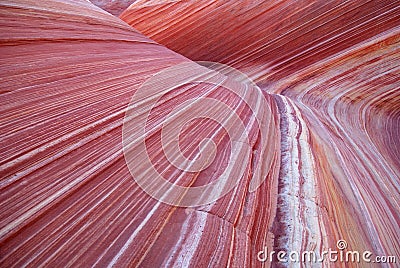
[1,0,279,266]
[122,0,400,265]
[0,0,399,267]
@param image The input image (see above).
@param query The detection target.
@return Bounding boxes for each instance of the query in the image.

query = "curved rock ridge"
[121,0,400,82]
[0,0,399,267]
[272,28,400,261]
[121,0,400,265]
[0,0,280,267]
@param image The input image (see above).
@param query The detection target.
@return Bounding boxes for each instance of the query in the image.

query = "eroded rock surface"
[1,0,399,267]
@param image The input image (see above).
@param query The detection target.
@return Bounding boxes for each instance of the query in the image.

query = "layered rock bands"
[1,0,399,267]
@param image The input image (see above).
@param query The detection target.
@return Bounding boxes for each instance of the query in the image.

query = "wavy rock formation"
[1,0,279,267]
[120,0,400,81]
[122,0,400,265]
[1,0,399,267]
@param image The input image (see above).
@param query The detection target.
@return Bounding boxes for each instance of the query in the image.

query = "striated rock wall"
[120,0,400,81]
[1,0,399,267]
[121,0,400,265]
[1,0,280,266]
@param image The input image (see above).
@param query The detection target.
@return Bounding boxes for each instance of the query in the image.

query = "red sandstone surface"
[1,0,399,267]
